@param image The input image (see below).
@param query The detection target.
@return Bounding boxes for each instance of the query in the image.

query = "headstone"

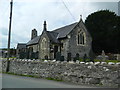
[117,54,120,60]
[30,52,35,59]
[67,53,71,62]
[26,49,29,59]
[101,50,106,61]
[76,53,79,60]
[76,60,80,64]
[44,55,48,60]
[19,52,26,59]
[35,51,39,59]
[56,52,61,61]
[60,56,64,61]
[83,54,87,62]
[73,57,76,62]
[89,57,94,63]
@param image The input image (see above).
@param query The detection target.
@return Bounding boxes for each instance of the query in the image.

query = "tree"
[85,10,120,54]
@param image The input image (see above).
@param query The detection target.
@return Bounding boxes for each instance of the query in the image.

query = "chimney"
[31,29,37,40]
[43,21,47,31]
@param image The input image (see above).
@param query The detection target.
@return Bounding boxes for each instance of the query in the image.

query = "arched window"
[77,31,86,45]
[41,38,47,50]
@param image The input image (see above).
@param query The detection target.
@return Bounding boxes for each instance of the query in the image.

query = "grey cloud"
[0,0,118,48]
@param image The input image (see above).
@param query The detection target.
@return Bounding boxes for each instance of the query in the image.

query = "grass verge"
[2,72,63,82]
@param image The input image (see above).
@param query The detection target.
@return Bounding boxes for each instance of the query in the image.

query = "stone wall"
[2,59,120,87]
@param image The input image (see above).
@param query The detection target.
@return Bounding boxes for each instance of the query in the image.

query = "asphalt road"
[1,74,103,88]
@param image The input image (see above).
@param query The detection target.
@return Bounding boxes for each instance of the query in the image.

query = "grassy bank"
[2,72,63,82]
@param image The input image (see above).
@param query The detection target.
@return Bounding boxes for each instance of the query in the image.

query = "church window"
[77,31,86,45]
[41,38,47,50]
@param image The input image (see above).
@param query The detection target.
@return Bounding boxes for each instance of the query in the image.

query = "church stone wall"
[27,45,39,53]
[67,22,92,59]
[39,31,50,59]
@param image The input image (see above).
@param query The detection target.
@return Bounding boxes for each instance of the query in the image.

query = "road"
[1,74,105,88]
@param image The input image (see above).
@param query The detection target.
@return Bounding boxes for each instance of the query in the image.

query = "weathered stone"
[2,59,119,87]
[89,78,100,84]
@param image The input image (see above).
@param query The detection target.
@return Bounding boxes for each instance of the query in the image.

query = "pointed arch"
[77,30,86,46]
[41,38,47,50]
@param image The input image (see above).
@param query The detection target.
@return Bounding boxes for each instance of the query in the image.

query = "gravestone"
[26,50,29,59]
[60,56,64,61]
[89,57,94,63]
[101,50,106,61]
[45,55,48,60]
[117,54,120,60]
[56,52,61,61]
[76,53,79,60]
[31,52,35,59]
[73,57,76,62]
[83,54,87,62]
[96,50,108,61]
[35,51,39,59]
[19,52,26,59]
[67,53,71,62]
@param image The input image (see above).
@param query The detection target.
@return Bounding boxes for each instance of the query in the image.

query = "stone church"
[17,17,92,60]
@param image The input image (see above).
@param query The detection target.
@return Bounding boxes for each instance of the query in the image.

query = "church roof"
[53,22,78,38]
[27,21,79,46]
[46,31,60,44]
[27,36,40,46]
[17,43,26,49]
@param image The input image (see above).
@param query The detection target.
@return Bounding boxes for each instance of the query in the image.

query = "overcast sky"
[0,0,119,48]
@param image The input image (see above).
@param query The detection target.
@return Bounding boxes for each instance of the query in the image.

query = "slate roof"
[27,36,40,46]
[53,22,78,38]
[46,31,59,44]
[27,22,78,45]
[17,43,26,49]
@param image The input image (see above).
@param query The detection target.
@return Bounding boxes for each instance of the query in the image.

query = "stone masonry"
[2,59,120,87]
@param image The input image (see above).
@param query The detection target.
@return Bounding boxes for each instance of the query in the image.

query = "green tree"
[85,10,120,53]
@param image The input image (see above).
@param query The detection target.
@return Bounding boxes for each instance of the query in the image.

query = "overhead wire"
[61,0,76,21]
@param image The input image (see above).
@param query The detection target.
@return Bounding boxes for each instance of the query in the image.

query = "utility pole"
[6,0,13,72]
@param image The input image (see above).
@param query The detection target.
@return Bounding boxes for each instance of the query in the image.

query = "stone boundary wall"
[2,59,120,87]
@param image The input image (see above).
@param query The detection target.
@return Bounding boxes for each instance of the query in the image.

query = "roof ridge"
[52,22,78,32]
[51,22,78,39]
